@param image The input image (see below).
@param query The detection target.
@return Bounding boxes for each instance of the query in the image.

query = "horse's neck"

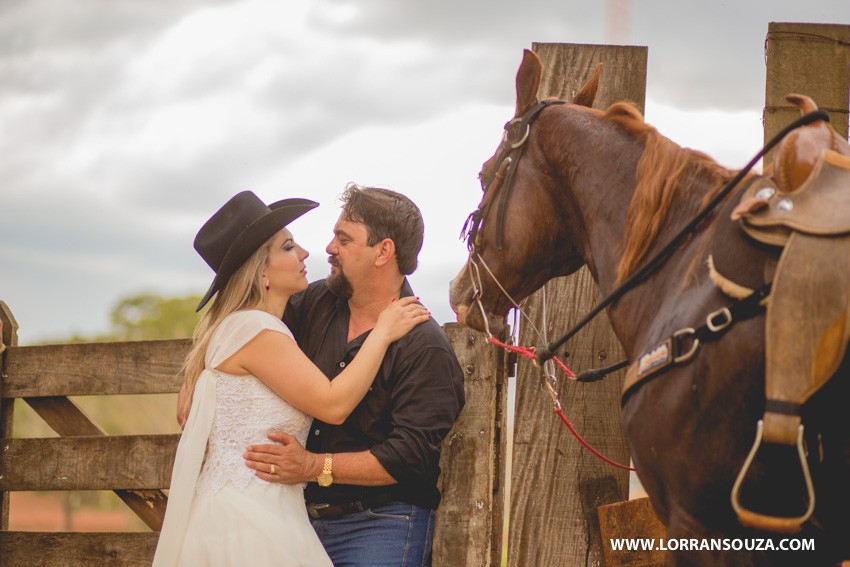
[554,115,729,354]
[556,121,642,292]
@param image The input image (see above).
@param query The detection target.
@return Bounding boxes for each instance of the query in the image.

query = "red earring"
[264,279,270,291]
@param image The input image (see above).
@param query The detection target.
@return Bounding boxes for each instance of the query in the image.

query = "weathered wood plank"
[764,22,850,158]
[0,398,10,531]
[504,43,644,567]
[26,396,106,436]
[1,339,189,398]
[0,301,18,351]
[433,324,505,567]
[510,274,631,567]
[0,435,178,491]
[533,42,648,114]
[598,497,666,567]
[0,532,159,567]
[23,396,171,530]
[0,300,19,531]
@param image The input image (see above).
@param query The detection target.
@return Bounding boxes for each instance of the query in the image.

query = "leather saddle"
[731,148,850,533]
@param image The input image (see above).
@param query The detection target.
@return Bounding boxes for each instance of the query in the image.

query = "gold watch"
[317,453,334,487]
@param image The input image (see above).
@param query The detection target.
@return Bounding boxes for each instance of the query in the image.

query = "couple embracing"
[153,184,465,566]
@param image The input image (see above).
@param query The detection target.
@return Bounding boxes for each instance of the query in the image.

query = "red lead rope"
[553,407,636,471]
[486,336,576,378]
[487,336,636,472]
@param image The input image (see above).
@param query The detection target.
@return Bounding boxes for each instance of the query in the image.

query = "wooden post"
[0,301,19,530]
[764,22,850,161]
[434,324,506,567]
[504,43,646,567]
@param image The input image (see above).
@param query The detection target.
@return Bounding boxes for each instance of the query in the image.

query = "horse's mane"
[604,102,736,283]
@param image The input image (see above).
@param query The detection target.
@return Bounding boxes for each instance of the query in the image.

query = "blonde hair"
[180,240,272,417]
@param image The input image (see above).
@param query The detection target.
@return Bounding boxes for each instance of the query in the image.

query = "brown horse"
[449,49,850,566]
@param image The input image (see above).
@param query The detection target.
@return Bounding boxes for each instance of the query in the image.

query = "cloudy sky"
[1,0,848,344]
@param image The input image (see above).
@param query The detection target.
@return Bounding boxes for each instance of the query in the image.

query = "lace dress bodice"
[193,310,312,496]
[195,373,312,495]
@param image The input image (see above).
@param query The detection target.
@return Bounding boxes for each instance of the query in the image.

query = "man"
[244,184,465,566]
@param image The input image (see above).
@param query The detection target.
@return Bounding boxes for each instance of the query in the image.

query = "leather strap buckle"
[672,327,699,363]
[706,306,732,333]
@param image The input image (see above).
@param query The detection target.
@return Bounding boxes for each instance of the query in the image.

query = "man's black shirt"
[284,279,465,510]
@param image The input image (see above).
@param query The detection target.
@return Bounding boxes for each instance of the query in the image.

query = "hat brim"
[195,198,318,312]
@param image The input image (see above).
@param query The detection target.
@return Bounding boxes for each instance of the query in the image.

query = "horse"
[449,49,850,566]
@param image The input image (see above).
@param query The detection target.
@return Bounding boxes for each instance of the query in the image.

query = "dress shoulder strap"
[205,310,293,369]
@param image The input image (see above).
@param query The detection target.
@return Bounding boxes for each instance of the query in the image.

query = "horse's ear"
[515,49,542,117]
[572,63,602,108]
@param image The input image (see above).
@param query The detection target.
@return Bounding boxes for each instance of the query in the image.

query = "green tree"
[109,293,203,340]
[34,293,205,345]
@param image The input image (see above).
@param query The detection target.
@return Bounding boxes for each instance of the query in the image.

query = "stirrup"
[730,420,815,533]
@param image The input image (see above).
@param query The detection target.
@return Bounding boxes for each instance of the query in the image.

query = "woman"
[153,191,429,566]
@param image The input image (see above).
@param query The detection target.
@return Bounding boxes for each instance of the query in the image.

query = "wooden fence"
[0,299,512,566]
[0,296,650,567]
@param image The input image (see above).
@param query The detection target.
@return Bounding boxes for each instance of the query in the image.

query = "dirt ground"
[9,492,149,532]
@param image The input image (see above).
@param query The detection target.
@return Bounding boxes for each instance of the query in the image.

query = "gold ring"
[270,464,276,475]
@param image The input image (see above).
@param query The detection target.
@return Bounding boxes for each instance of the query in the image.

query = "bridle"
[459,100,636,471]
[461,99,567,342]
[462,99,565,254]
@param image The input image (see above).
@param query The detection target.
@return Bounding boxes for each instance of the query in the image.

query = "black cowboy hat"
[194,191,318,311]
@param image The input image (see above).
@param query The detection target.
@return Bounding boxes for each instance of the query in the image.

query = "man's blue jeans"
[311,501,435,566]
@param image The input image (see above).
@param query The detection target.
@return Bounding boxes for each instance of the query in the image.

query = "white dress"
[153,310,333,567]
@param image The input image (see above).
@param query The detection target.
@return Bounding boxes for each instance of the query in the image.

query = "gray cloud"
[1,0,848,342]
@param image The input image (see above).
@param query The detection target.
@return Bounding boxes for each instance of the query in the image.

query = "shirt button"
[314,429,321,436]
[339,361,346,368]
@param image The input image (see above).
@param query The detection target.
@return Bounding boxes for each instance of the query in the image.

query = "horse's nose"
[448,277,466,316]
[451,303,470,325]
[449,266,471,302]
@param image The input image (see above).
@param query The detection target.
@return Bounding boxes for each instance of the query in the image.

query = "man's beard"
[327,259,354,300]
